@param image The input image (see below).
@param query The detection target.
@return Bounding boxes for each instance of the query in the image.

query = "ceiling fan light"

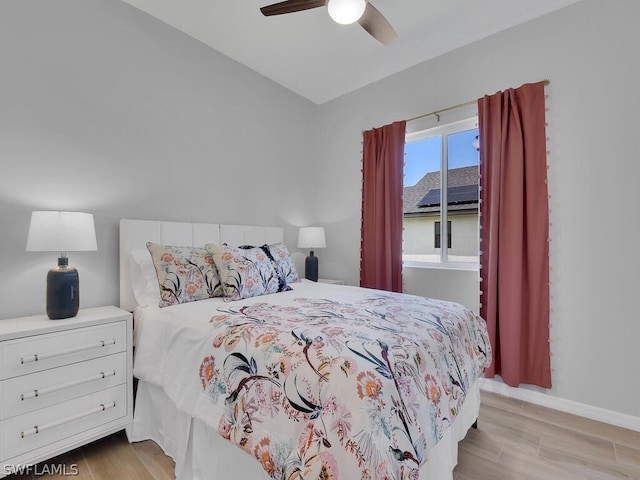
[327,0,366,25]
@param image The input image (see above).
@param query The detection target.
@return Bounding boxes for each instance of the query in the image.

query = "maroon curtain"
[478,82,551,388]
[360,120,406,292]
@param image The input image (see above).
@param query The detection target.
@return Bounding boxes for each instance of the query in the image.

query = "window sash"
[404,116,478,266]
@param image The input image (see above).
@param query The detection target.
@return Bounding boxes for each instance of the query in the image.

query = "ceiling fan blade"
[358,2,397,45]
[260,0,326,16]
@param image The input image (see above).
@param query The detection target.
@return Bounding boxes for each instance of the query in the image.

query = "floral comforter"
[133,282,491,480]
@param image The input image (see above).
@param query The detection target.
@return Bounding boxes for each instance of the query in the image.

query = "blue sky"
[404,128,479,186]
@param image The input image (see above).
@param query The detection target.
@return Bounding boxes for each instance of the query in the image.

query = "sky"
[404,128,479,186]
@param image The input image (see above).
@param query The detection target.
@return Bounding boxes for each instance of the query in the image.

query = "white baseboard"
[479,378,640,433]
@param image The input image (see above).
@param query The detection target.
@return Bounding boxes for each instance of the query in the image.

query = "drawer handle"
[20,339,117,365]
[20,370,117,401]
[20,401,117,438]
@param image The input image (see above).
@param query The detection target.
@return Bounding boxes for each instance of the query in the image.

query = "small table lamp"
[297,227,326,282]
[26,211,98,319]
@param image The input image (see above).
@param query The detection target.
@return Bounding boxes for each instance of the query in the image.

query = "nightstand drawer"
[1,384,127,460]
[0,322,126,380]
[1,353,126,420]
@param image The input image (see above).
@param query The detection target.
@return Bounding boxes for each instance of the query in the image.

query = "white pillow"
[129,249,161,307]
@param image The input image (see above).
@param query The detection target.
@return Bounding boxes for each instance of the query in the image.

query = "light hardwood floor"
[5,391,639,479]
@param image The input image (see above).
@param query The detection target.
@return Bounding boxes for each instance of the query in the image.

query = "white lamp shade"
[327,0,366,25]
[26,211,98,253]
[297,227,326,249]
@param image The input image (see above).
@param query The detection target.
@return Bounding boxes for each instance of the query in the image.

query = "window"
[434,221,451,249]
[403,117,479,266]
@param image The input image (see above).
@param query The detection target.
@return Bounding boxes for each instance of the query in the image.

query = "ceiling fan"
[260,0,398,45]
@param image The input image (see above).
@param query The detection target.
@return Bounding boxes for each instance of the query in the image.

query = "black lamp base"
[46,257,79,320]
[305,251,319,282]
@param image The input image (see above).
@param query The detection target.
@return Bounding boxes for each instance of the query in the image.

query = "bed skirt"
[126,379,481,480]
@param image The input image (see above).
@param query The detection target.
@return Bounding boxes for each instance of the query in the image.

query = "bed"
[120,219,491,480]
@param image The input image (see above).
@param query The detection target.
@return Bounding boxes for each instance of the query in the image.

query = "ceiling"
[120,0,582,105]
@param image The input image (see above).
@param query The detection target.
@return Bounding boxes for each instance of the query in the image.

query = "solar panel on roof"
[418,189,441,207]
[417,184,478,207]
[448,184,478,203]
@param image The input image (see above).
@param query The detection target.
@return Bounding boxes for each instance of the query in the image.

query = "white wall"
[314,0,640,420]
[0,0,317,319]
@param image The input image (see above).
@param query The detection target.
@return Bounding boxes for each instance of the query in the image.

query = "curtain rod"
[406,79,550,124]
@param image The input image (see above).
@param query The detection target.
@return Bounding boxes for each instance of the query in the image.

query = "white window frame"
[404,116,479,270]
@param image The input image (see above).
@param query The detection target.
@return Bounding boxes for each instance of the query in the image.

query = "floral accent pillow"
[235,243,298,284]
[147,243,224,308]
[205,243,291,301]
[265,242,299,283]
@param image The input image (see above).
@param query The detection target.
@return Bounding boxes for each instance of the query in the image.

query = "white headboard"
[119,219,284,312]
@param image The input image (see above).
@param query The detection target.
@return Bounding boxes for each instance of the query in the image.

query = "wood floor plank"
[496,443,588,480]
[538,443,639,480]
[454,394,640,480]
[33,450,94,480]
[521,402,640,449]
[478,390,524,415]
[455,425,503,460]
[476,406,541,456]
[455,446,545,480]
[615,443,640,469]
[481,401,623,466]
[80,431,154,480]
[130,439,176,480]
[2,446,93,479]
[538,424,617,462]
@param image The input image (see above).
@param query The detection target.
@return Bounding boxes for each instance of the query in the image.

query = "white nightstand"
[0,306,133,477]
[318,278,346,285]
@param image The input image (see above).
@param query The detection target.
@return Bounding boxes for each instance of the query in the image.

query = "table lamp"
[26,211,98,319]
[297,226,326,282]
